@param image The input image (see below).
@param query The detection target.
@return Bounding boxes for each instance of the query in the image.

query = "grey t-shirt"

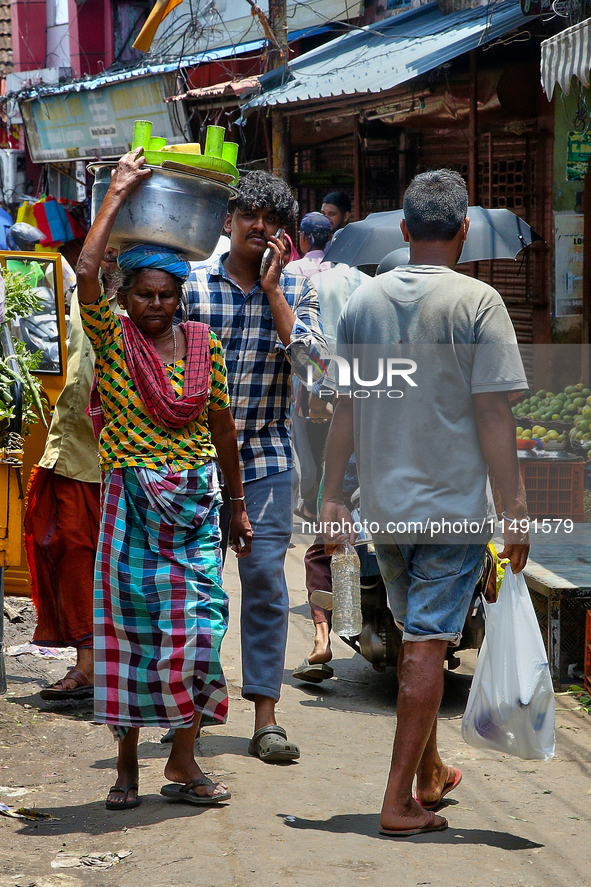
[335,265,527,539]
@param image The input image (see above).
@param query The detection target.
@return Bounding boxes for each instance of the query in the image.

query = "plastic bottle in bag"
[331,541,362,637]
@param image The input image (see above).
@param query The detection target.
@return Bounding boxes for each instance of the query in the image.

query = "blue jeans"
[221,470,293,701]
[374,543,486,646]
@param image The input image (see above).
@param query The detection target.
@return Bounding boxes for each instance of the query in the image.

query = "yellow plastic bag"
[488,542,509,600]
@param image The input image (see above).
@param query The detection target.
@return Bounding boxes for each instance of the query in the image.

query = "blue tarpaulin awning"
[244,0,535,110]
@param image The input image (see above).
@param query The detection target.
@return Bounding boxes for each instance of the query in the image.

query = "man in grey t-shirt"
[320,169,530,838]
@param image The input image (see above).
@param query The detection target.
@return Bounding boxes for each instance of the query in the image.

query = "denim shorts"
[373,543,487,646]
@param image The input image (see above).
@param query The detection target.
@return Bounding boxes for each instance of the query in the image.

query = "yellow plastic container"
[160,143,202,155]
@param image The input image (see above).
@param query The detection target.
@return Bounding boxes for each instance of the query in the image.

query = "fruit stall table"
[494,531,591,688]
[492,451,586,523]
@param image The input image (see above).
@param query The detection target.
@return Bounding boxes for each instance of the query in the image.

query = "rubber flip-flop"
[248,725,300,762]
[105,783,141,811]
[379,811,448,838]
[40,668,94,700]
[160,777,231,805]
[292,658,334,684]
[415,768,462,811]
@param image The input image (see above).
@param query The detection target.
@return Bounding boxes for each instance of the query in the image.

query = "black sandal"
[105,783,141,810]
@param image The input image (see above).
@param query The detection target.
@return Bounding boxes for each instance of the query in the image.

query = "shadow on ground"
[3,686,95,722]
[285,660,472,719]
[89,735,258,772]
[14,794,229,838]
[276,813,544,849]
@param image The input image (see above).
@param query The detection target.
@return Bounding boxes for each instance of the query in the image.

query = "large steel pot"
[89,163,236,261]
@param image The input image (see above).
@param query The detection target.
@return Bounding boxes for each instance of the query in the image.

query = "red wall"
[11,0,47,71]
[11,0,114,76]
[69,0,114,76]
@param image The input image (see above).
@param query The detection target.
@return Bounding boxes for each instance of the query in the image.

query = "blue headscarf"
[117,245,191,281]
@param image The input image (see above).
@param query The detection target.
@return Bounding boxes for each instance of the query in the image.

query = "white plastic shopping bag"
[462,568,555,760]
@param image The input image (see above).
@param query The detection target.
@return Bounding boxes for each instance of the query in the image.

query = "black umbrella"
[323,206,543,266]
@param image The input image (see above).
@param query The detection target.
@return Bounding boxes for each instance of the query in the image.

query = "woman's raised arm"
[76,149,151,305]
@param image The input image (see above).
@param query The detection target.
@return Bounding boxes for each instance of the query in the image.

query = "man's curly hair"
[230,170,298,226]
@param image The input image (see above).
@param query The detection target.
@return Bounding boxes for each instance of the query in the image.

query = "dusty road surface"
[1,534,591,887]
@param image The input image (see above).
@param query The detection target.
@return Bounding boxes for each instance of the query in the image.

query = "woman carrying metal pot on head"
[76,147,253,811]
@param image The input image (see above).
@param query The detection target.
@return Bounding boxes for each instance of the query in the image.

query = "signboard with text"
[20,73,186,163]
[554,212,585,317]
[567,130,591,181]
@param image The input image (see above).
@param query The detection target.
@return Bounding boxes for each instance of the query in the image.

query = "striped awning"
[541,17,591,98]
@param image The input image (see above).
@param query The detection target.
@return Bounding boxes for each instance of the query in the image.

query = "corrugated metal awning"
[244,0,535,110]
[167,77,260,103]
[540,17,591,99]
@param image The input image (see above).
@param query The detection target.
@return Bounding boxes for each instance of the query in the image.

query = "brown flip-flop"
[160,777,231,805]
[40,668,94,700]
[379,810,448,838]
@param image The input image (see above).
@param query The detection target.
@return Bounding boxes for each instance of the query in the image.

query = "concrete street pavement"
[0,534,590,887]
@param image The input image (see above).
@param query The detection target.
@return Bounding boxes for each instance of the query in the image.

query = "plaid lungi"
[94,460,228,739]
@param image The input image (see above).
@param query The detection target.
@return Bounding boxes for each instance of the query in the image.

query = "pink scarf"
[88,319,211,436]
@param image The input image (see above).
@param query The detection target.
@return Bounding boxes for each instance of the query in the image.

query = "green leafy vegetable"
[0,268,49,444]
[2,269,42,323]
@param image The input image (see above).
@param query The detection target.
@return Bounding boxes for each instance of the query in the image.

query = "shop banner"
[20,73,186,163]
[554,212,585,317]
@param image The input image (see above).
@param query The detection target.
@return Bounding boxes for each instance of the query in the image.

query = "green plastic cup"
[205,125,225,158]
[149,136,166,151]
[222,141,239,166]
[131,120,152,151]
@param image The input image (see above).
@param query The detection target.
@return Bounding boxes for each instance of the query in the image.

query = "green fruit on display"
[565,404,578,414]
[582,388,591,397]
[573,397,586,408]
[565,386,576,395]
[533,409,545,419]
[552,414,562,420]
[575,382,585,391]
[530,396,540,407]
[535,390,546,398]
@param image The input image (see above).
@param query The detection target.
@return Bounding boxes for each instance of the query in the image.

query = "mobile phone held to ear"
[260,228,283,278]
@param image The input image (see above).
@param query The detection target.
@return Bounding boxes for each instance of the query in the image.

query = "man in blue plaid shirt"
[185,171,327,762]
